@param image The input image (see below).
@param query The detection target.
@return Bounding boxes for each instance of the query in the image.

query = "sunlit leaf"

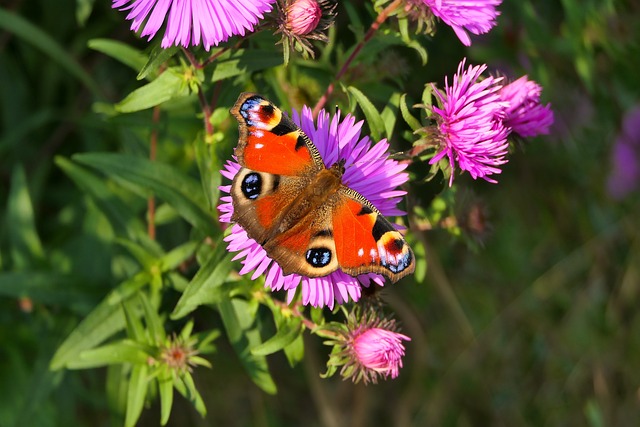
[171,244,233,319]
[116,69,187,112]
[251,317,303,356]
[125,365,149,427]
[88,39,147,73]
[67,340,151,369]
[347,86,385,141]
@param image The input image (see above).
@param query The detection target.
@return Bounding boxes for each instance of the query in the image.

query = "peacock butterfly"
[229,93,414,283]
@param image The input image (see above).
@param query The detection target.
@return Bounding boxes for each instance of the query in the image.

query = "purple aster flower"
[607,105,640,199]
[420,0,502,46]
[218,105,410,309]
[430,58,509,185]
[500,76,554,138]
[112,0,276,50]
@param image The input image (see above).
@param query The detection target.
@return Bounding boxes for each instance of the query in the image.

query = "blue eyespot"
[306,248,332,268]
[241,173,262,200]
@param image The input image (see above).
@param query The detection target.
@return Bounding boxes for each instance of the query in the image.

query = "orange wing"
[332,189,414,282]
[230,93,324,176]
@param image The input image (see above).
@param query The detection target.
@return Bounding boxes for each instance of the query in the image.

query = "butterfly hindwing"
[231,93,324,175]
[231,167,340,277]
[332,188,414,282]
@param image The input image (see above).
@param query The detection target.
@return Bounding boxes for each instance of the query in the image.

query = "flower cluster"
[427,58,553,185]
[218,104,410,309]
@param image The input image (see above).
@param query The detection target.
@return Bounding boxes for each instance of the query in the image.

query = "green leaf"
[283,334,305,367]
[137,45,179,81]
[76,0,96,26]
[123,296,146,343]
[50,272,149,370]
[55,156,149,241]
[194,133,221,213]
[347,86,385,141]
[88,39,147,74]
[171,244,234,319]
[125,365,149,427]
[218,297,277,394]
[251,317,303,356]
[175,372,207,417]
[116,69,188,113]
[0,9,101,97]
[158,371,174,425]
[0,272,89,306]
[67,340,151,369]
[73,153,217,236]
[7,165,45,268]
[160,241,199,271]
[138,292,165,343]
[381,92,400,138]
[210,49,283,82]
[400,93,422,132]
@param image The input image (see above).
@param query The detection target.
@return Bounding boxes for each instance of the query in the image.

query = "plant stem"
[148,105,161,240]
[312,0,403,118]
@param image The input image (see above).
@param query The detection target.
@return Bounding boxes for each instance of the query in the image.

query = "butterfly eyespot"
[388,250,413,273]
[305,248,332,268]
[241,172,262,200]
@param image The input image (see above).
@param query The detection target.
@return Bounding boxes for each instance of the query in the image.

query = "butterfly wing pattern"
[230,93,415,283]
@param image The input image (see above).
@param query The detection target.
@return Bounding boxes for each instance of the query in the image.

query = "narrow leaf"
[218,298,277,394]
[400,93,422,132]
[171,244,233,319]
[0,9,101,96]
[116,69,187,113]
[67,340,151,369]
[88,39,147,73]
[251,317,303,356]
[347,86,385,140]
[158,372,174,425]
[7,166,45,268]
[50,272,149,370]
[125,365,149,427]
[56,156,149,241]
[137,45,179,80]
[73,153,217,236]
[210,49,283,82]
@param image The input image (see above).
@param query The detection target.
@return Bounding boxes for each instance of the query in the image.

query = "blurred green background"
[1,0,639,426]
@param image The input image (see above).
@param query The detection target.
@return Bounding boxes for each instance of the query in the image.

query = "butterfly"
[229,93,415,283]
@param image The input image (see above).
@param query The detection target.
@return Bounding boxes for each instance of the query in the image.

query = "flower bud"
[285,0,323,35]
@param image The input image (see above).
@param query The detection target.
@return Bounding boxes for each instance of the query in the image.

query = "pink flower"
[218,103,410,309]
[422,0,502,46]
[285,0,322,35]
[112,0,276,50]
[430,58,509,185]
[351,327,410,381]
[501,76,554,137]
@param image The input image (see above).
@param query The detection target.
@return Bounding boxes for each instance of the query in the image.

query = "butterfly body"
[230,93,414,282]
